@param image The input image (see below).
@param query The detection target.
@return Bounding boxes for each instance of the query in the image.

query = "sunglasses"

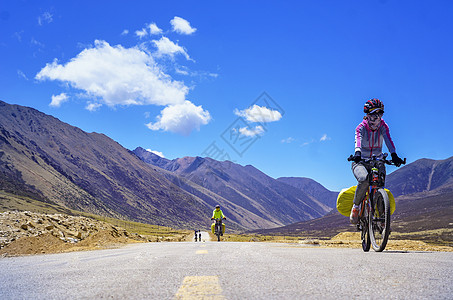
[368,112,383,121]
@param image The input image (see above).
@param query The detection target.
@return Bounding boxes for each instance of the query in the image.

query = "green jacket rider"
[211,205,226,220]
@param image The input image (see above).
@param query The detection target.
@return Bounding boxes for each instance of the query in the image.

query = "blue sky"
[1,0,452,191]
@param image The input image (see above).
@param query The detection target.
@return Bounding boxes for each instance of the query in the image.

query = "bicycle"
[213,218,224,242]
[348,153,406,252]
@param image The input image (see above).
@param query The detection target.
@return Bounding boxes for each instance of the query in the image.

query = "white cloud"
[135,28,147,38]
[35,40,189,109]
[175,67,189,75]
[17,70,28,80]
[149,23,163,35]
[146,149,165,158]
[153,36,191,60]
[85,102,102,112]
[50,93,68,107]
[171,16,197,35]
[135,23,162,38]
[146,100,211,136]
[320,134,331,141]
[234,105,282,123]
[14,31,24,42]
[281,137,295,143]
[175,65,218,79]
[38,12,53,26]
[301,139,314,147]
[121,29,129,35]
[237,126,265,137]
[31,38,45,48]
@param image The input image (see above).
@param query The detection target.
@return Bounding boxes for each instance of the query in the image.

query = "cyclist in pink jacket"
[350,99,404,224]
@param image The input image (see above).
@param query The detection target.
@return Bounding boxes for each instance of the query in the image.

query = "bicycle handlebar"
[347,153,406,166]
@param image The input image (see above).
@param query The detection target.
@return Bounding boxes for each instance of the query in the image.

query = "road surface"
[1,239,452,299]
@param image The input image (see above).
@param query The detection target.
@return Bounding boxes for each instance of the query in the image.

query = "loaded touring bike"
[348,153,406,252]
[213,218,224,242]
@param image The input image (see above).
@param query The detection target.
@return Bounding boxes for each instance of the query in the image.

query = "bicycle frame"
[357,159,384,224]
[368,164,382,217]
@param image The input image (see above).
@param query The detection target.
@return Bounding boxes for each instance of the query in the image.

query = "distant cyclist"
[350,99,404,224]
[211,205,226,236]
[211,205,226,221]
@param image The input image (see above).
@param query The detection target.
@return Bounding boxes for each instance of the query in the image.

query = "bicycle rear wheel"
[369,188,390,252]
[216,224,221,242]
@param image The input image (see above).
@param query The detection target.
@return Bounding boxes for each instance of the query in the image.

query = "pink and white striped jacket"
[354,119,396,158]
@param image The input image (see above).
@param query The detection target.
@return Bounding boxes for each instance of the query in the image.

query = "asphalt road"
[1,236,452,299]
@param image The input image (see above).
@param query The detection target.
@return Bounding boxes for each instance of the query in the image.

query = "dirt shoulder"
[0,211,156,257]
[1,211,451,257]
[318,232,453,252]
[221,231,453,252]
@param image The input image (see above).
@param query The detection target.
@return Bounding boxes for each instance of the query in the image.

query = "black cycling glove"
[391,152,404,167]
[353,151,362,163]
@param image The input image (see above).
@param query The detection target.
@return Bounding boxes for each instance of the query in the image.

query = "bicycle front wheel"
[369,188,390,252]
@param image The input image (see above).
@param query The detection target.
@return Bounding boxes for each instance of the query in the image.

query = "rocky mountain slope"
[0,210,192,256]
[3,100,449,235]
[0,100,336,231]
[0,100,208,228]
[0,211,135,251]
[386,156,453,197]
[134,147,334,229]
[276,177,337,208]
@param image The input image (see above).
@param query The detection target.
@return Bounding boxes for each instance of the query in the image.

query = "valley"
[1,100,452,254]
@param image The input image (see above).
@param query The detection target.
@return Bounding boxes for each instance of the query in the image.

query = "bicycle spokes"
[369,189,391,252]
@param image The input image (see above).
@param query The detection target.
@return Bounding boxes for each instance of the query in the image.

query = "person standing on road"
[350,98,405,224]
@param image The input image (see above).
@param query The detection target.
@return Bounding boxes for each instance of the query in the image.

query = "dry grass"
[211,230,453,252]
[2,191,451,254]
[0,191,193,256]
[0,191,191,238]
[86,215,192,242]
[0,190,73,215]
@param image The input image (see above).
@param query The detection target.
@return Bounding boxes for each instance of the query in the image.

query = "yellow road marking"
[175,276,225,299]
[196,250,208,254]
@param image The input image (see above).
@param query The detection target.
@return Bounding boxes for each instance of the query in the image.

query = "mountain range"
[0,100,335,230]
[0,101,207,228]
[133,147,334,229]
[1,100,451,235]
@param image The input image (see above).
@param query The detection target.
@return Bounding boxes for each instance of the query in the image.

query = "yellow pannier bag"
[211,222,225,234]
[336,186,396,217]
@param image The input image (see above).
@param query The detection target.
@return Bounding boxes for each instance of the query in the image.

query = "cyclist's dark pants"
[351,162,386,206]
